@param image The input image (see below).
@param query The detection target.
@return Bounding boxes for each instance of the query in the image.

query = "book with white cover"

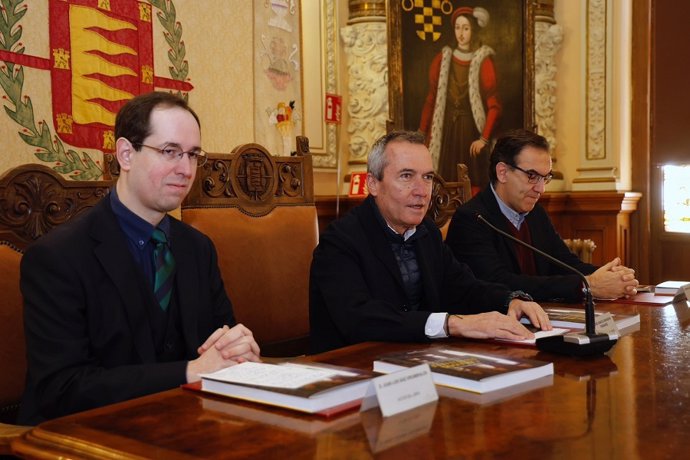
[200,361,373,414]
[373,347,553,394]
[655,280,690,296]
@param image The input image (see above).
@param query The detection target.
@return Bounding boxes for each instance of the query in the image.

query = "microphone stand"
[476,214,617,356]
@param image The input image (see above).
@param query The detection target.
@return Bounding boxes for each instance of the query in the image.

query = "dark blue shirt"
[109,188,172,287]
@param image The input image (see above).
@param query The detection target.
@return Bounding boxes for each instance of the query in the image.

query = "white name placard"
[361,364,438,417]
[595,312,619,335]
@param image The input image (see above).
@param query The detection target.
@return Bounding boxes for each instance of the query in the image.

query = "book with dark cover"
[197,361,373,415]
[373,347,553,393]
[523,307,640,330]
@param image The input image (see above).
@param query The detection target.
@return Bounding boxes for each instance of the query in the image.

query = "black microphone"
[476,214,617,356]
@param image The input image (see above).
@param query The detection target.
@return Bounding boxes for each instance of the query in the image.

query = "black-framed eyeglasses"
[508,163,553,185]
[134,142,208,167]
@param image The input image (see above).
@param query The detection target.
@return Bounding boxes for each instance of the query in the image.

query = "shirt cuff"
[425,312,449,339]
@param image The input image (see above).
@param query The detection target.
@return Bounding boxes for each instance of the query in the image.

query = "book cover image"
[202,361,372,399]
[377,349,540,382]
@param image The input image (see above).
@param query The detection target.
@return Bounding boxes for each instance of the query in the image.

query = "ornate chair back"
[181,137,317,356]
[427,163,472,239]
[0,164,111,447]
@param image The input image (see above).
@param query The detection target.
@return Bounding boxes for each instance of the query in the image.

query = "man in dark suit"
[446,129,639,302]
[309,131,551,354]
[19,92,259,424]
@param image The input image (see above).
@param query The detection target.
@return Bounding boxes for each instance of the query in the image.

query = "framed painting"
[387,0,535,188]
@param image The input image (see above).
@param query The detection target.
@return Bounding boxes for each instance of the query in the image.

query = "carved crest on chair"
[235,151,275,202]
[183,136,314,217]
[427,164,472,228]
[0,164,113,250]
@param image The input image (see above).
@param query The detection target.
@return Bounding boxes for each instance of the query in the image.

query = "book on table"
[494,325,570,345]
[655,280,690,296]
[198,361,373,415]
[521,307,640,331]
[436,374,554,405]
[373,347,553,394]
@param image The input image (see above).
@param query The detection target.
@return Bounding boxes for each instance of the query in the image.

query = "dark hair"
[488,129,550,184]
[114,91,200,148]
[368,130,427,180]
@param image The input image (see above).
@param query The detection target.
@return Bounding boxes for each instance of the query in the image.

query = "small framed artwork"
[387,0,535,188]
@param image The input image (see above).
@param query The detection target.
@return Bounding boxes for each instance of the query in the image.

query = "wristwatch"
[505,290,534,310]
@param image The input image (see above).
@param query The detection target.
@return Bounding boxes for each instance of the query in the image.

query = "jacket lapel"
[481,189,521,269]
[360,198,407,292]
[169,221,200,355]
[91,199,156,363]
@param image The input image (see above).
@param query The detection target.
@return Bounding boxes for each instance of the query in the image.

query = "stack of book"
[519,306,640,333]
[195,361,374,415]
[373,347,554,393]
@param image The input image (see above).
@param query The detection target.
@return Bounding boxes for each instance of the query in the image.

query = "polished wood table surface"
[12,301,690,459]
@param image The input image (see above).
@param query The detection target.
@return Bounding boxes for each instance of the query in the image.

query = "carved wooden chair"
[563,238,597,264]
[181,137,317,357]
[427,163,472,239]
[0,164,112,452]
[0,164,113,251]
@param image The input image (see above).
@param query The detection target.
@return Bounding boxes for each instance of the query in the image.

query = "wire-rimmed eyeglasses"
[134,142,208,167]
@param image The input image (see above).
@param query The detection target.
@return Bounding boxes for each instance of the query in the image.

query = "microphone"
[476,214,617,356]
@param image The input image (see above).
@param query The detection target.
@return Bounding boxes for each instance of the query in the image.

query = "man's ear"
[366,173,379,196]
[495,162,509,184]
[115,137,134,172]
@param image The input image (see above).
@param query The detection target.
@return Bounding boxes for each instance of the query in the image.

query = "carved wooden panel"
[427,164,472,229]
[182,136,314,216]
[0,164,113,251]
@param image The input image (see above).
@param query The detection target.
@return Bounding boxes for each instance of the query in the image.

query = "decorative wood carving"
[340,21,388,164]
[182,136,314,217]
[427,164,472,229]
[586,0,607,160]
[0,164,113,251]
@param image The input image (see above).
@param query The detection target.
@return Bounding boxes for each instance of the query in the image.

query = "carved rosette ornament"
[340,14,388,164]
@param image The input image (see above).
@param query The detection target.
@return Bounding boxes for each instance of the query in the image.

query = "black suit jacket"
[445,186,597,302]
[19,197,233,424]
[309,196,511,354]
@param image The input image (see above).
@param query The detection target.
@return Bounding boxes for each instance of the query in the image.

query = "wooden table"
[12,301,690,459]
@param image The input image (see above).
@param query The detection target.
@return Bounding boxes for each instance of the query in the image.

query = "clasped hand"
[186,324,261,382]
[587,257,639,299]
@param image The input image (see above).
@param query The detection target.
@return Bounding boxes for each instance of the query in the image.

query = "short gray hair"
[368,130,426,180]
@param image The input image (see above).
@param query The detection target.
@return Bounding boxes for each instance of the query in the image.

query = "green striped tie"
[152,228,175,311]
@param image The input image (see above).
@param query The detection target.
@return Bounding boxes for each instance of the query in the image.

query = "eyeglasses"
[134,142,208,167]
[508,163,553,185]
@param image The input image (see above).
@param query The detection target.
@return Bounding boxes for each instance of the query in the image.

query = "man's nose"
[533,178,546,193]
[176,154,194,177]
[412,178,430,195]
